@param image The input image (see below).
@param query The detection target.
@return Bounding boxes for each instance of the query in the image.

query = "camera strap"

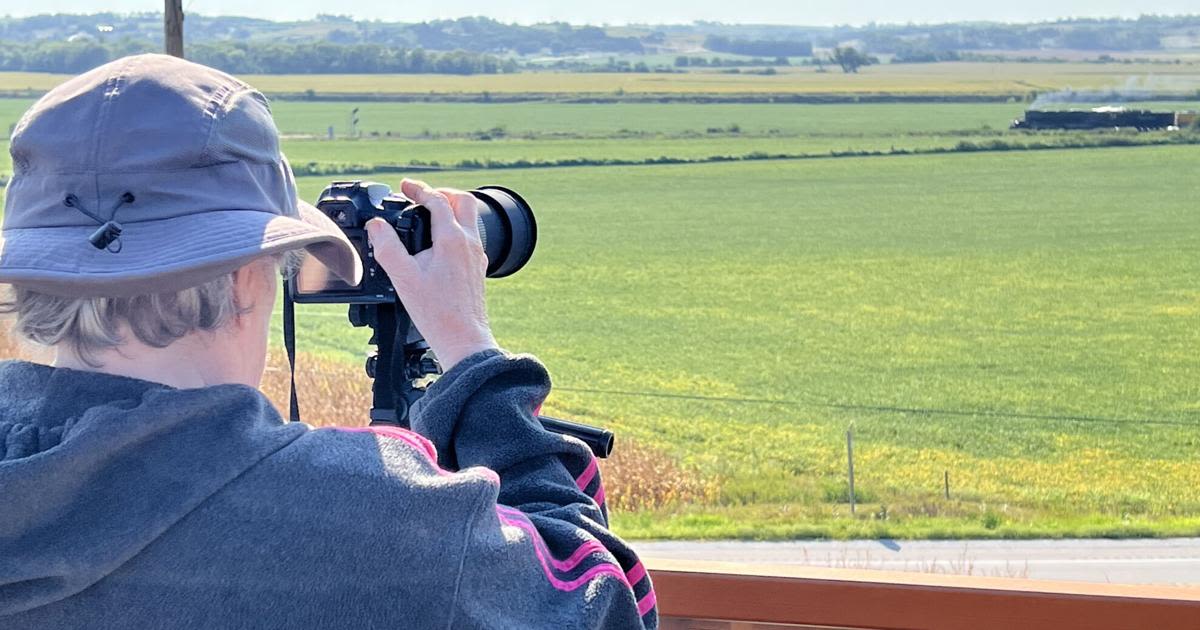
[280,283,401,426]
[283,282,300,423]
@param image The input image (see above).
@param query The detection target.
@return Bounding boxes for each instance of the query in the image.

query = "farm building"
[1011,107,1197,131]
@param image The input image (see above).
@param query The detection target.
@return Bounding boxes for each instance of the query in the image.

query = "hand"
[366,178,498,372]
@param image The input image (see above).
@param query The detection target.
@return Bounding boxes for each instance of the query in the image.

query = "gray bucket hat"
[0,53,362,297]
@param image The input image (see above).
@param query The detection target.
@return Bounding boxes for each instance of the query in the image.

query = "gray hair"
[1,250,303,366]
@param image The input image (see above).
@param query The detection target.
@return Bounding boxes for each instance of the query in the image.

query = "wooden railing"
[646,559,1200,630]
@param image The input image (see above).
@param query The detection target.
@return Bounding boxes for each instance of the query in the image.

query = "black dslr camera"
[291,180,537,304]
[285,180,613,458]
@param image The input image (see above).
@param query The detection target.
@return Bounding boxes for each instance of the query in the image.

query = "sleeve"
[409,349,657,630]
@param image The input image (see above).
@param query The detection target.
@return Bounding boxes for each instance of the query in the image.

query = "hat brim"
[0,200,362,298]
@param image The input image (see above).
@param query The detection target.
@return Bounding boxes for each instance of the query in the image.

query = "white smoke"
[1030,76,1200,109]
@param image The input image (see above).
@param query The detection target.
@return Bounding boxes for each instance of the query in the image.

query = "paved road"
[632,538,1200,585]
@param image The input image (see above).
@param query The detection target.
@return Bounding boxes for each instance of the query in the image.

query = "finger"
[437,187,481,236]
[401,178,458,243]
[366,218,417,283]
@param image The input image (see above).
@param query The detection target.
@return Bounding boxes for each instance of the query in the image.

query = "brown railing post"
[164,0,184,58]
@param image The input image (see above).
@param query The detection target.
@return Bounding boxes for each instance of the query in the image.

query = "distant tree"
[829,46,876,73]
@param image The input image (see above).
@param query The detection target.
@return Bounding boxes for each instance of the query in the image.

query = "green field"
[278,145,1200,540]
[270,101,1030,136]
[274,101,1034,172]
[1,78,1198,539]
[5,99,1195,178]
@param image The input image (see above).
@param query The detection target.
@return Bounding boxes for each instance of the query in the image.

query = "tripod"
[351,303,615,458]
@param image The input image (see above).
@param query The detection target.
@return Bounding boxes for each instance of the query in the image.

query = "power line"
[553,386,1200,428]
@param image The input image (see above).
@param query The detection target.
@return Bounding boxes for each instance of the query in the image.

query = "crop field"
[0,78,1198,540]
[270,145,1200,540]
[270,101,1032,136]
[8,99,1198,178]
[3,61,1199,97]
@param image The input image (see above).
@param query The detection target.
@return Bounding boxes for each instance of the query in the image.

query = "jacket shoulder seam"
[446,482,493,630]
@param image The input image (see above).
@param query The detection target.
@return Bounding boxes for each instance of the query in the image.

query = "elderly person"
[0,54,656,629]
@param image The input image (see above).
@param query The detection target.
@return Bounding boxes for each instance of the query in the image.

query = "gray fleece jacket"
[0,349,657,629]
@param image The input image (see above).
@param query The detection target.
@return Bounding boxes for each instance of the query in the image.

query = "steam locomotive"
[1011,107,1197,131]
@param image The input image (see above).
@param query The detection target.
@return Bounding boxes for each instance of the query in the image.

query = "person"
[0,54,657,629]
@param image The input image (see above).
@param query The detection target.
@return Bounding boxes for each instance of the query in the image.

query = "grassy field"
[1,100,1028,176]
[2,62,1199,96]
[275,145,1200,540]
[1,83,1198,540]
[269,101,1031,136]
[5,99,1195,177]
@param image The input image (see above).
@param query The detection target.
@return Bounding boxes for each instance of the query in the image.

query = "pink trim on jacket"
[495,507,630,593]
[574,457,599,491]
[329,425,438,463]
[625,560,647,587]
[637,589,657,616]
[496,506,613,573]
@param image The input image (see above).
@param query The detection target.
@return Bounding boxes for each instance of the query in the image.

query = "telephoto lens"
[471,186,537,278]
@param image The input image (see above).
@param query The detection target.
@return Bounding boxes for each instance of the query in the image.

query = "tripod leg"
[369,304,399,425]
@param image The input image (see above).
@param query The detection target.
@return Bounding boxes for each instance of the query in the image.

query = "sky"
[1,0,1197,26]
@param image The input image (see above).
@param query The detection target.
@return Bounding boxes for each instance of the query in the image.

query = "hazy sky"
[1,0,1197,26]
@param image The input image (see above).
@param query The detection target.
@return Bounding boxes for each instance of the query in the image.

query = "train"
[1011,107,1198,131]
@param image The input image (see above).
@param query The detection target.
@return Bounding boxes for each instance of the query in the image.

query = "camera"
[282,179,613,457]
[291,180,537,304]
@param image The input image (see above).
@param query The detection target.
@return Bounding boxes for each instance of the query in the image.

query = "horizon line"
[4,11,1200,30]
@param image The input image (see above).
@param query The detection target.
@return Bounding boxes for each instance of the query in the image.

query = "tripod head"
[348,302,435,426]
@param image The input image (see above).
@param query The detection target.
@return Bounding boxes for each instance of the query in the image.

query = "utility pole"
[164,0,184,58]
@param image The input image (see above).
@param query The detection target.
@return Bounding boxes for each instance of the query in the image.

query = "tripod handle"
[538,415,614,459]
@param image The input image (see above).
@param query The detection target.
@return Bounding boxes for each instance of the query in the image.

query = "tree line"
[0,15,645,55]
[702,36,813,58]
[0,39,516,75]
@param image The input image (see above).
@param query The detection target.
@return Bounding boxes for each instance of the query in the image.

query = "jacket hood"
[0,360,305,615]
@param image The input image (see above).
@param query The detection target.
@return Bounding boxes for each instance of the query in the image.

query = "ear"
[229,258,277,329]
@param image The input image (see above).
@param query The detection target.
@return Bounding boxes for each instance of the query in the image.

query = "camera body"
[291,180,431,304]
[290,179,536,305]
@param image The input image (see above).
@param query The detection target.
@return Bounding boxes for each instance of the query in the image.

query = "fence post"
[847,426,856,516]
[944,470,950,500]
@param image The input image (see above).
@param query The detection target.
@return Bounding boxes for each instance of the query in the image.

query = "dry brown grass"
[262,350,714,512]
[260,350,372,428]
[0,327,49,363]
[600,439,719,512]
[0,328,707,513]
[0,330,18,358]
